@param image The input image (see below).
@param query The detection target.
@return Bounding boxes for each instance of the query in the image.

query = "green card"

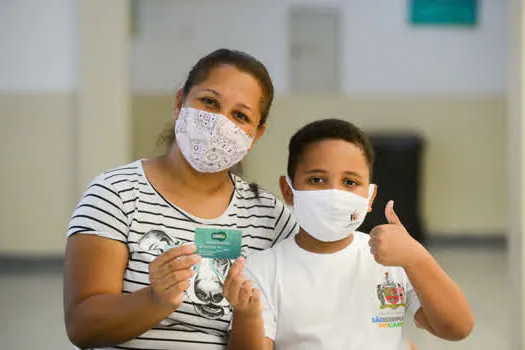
[194,228,242,259]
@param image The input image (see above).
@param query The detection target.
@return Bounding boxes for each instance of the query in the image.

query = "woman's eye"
[201,97,216,106]
[233,111,249,122]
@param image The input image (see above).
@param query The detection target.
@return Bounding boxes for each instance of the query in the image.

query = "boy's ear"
[368,184,377,212]
[279,176,294,206]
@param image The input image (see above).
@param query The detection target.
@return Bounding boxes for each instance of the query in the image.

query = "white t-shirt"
[245,232,421,350]
[67,160,298,349]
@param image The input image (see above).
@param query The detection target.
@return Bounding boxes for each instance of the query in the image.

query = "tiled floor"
[0,246,509,350]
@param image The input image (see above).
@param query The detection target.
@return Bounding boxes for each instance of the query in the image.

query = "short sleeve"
[244,264,277,340]
[271,198,299,247]
[404,272,421,318]
[66,175,129,242]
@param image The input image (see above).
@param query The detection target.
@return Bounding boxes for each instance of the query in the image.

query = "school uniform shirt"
[66,160,298,350]
[245,231,421,350]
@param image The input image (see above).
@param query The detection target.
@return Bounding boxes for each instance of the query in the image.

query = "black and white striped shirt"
[67,160,298,349]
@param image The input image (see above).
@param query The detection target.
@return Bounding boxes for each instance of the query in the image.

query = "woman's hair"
[159,48,274,146]
[287,118,375,181]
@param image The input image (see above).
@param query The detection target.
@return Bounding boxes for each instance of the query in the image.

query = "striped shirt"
[67,160,298,349]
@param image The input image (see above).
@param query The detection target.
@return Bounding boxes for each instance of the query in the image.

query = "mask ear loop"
[368,184,376,199]
[285,176,296,192]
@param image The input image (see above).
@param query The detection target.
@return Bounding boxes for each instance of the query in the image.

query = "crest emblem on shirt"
[376,272,406,310]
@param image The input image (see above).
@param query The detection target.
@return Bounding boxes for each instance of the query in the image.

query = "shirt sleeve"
[245,257,278,340]
[66,175,129,242]
[271,197,299,246]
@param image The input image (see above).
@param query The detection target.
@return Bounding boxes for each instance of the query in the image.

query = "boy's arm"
[229,312,274,350]
[369,201,474,341]
[224,258,274,350]
[405,249,473,340]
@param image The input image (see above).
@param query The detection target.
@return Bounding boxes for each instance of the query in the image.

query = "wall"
[131,0,507,94]
[130,0,508,237]
[133,95,507,237]
[0,0,77,255]
[0,0,508,256]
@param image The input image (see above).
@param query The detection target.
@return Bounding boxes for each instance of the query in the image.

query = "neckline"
[137,159,239,224]
[290,232,361,258]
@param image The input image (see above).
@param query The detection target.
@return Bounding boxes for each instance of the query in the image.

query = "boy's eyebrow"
[304,169,364,178]
[343,171,364,178]
[304,169,328,174]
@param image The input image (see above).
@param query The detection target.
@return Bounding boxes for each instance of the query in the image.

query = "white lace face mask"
[175,107,254,173]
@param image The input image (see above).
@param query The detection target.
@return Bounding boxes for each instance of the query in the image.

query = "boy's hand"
[368,201,427,268]
[223,257,262,319]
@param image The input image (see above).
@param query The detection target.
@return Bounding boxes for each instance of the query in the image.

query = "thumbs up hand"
[368,200,426,268]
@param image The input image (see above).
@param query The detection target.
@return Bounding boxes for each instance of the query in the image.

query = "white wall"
[131,0,507,94]
[0,0,77,92]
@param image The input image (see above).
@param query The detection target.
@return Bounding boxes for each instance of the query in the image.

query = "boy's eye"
[343,179,358,187]
[308,176,324,184]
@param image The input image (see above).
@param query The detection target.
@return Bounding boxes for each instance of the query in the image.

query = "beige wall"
[132,94,507,237]
[0,94,505,256]
[0,94,76,255]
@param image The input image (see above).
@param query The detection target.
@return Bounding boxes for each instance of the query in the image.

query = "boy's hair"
[287,118,375,181]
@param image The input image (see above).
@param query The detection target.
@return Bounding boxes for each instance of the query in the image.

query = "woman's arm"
[64,235,199,348]
[369,201,474,341]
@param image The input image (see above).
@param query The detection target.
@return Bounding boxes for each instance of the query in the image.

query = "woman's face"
[176,64,266,141]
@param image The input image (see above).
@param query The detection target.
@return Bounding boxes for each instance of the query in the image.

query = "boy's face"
[280,139,376,212]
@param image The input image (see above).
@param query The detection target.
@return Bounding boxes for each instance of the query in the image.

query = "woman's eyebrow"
[236,103,252,111]
[202,88,221,97]
[202,89,252,111]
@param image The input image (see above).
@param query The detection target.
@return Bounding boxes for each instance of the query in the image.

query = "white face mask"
[175,107,254,173]
[286,177,375,242]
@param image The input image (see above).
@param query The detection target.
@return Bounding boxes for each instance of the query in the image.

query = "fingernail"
[191,254,201,262]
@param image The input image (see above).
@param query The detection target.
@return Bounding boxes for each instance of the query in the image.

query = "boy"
[224,119,473,350]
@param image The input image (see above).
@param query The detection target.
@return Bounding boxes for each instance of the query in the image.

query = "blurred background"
[0,0,524,349]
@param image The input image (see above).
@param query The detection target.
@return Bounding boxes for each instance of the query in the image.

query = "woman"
[63,49,298,349]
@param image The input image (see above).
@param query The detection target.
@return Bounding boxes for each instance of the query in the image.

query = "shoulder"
[97,160,144,184]
[353,231,372,249]
[85,160,145,194]
[353,232,409,277]
[232,175,279,203]
[77,160,146,208]
[231,175,294,223]
[246,238,292,275]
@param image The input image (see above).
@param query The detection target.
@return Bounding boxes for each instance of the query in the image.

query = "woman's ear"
[174,89,184,121]
[279,175,294,206]
[368,184,377,213]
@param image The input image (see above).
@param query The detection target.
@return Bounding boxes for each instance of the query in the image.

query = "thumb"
[385,200,402,225]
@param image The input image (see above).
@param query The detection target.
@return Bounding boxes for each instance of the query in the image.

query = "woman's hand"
[149,243,201,309]
[223,257,262,318]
